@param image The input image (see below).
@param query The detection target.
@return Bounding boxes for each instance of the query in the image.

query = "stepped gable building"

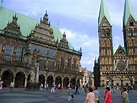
[0,7,83,88]
[94,0,137,87]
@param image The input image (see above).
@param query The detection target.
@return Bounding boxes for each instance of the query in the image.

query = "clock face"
[117,60,126,71]
[103,21,107,26]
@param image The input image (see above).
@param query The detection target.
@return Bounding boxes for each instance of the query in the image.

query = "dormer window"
[129,20,134,26]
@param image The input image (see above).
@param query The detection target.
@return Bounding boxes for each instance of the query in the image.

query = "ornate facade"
[94,0,137,87]
[0,7,83,88]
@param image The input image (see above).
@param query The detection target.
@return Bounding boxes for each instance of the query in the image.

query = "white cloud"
[81,42,92,47]
[60,28,76,39]
[60,28,98,71]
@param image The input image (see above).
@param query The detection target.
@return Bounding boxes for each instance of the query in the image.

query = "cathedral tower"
[98,0,114,86]
[123,0,137,85]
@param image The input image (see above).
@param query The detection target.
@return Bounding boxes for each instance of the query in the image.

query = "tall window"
[30,44,56,58]
[67,58,71,68]
[73,59,77,68]
[60,57,65,69]
[16,47,23,62]
[39,60,46,70]
[48,61,54,70]
[4,44,14,61]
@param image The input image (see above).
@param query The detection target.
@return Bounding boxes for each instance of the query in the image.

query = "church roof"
[0,7,74,49]
[123,0,137,25]
[98,0,111,25]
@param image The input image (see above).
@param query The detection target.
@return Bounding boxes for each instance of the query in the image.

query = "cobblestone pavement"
[0,87,137,103]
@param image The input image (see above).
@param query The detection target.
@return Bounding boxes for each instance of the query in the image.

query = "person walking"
[51,83,55,93]
[93,87,100,103]
[75,84,79,94]
[104,87,112,103]
[0,80,3,90]
[10,81,14,93]
[121,87,129,103]
[84,87,95,103]
[39,83,43,90]
[45,83,48,91]
[58,83,61,91]
[67,85,74,101]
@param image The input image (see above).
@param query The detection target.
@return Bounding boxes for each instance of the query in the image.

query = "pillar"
[53,78,55,85]
[35,63,39,83]
[44,78,47,89]
[24,76,27,88]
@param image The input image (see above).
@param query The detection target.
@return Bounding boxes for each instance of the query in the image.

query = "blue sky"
[1,0,137,71]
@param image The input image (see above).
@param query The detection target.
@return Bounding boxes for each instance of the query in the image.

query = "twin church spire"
[123,0,136,25]
[98,0,137,26]
[98,0,111,25]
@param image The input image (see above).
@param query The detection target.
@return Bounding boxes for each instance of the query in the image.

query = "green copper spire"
[98,0,111,25]
[123,0,136,25]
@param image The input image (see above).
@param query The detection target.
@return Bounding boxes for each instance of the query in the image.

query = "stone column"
[13,76,15,84]
[24,76,27,88]
[35,63,39,83]
[53,78,55,85]
[44,78,47,89]
[61,80,63,89]
[69,79,71,86]
[30,71,35,82]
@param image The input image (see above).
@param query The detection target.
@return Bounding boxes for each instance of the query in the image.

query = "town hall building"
[0,6,83,88]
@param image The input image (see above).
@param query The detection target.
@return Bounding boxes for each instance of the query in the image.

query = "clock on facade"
[116,60,126,71]
[103,21,107,26]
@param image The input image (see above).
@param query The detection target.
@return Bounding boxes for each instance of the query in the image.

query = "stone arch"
[123,77,130,86]
[47,75,53,87]
[63,77,69,88]
[2,70,14,87]
[39,74,45,86]
[55,76,62,87]
[113,77,121,86]
[106,77,112,85]
[15,71,25,88]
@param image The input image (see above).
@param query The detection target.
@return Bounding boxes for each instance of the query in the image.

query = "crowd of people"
[83,84,133,103]
[0,80,134,103]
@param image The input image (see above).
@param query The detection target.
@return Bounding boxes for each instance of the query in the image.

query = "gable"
[100,17,111,27]
[113,45,126,56]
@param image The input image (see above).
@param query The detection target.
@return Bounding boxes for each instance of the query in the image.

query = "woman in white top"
[84,87,95,103]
